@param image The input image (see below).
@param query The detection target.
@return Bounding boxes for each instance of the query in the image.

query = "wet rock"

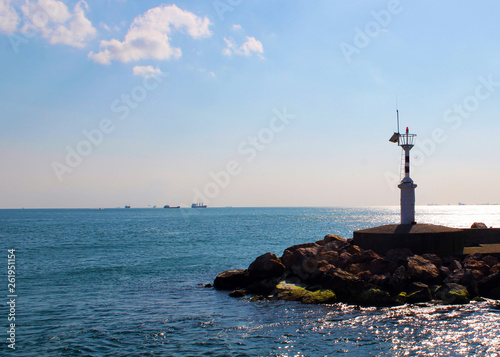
[436,283,470,304]
[229,289,246,298]
[358,288,392,307]
[321,267,370,302]
[247,277,281,295]
[214,269,248,291]
[248,252,285,282]
[407,255,439,284]
[407,282,432,303]
[275,281,336,304]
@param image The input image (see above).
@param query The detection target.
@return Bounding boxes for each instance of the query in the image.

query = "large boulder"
[214,269,249,291]
[321,267,370,302]
[248,252,285,282]
[406,282,432,303]
[436,283,470,304]
[317,234,347,250]
[478,270,500,299]
[407,255,439,284]
[389,265,410,293]
[385,248,412,267]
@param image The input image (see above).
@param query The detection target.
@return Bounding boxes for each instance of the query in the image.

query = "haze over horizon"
[1,0,500,209]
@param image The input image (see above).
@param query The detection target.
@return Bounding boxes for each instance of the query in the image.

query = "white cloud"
[222,36,264,58]
[133,65,162,78]
[21,0,96,47]
[89,4,212,65]
[232,24,242,31]
[0,0,20,33]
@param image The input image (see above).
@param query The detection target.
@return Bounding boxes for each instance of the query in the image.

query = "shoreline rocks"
[213,234,500,306]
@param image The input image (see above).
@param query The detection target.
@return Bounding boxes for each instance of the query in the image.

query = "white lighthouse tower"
[389,112,417,225]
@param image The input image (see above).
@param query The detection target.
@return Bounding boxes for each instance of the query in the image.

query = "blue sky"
[1,0,500,208]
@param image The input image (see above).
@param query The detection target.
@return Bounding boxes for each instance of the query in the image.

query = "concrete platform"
[354,223,500,257]
[353,224,465,256]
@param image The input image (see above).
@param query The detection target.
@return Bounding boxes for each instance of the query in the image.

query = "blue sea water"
[1,206,500,356]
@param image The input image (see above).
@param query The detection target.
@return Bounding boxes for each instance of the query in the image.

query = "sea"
[2,206,500,356]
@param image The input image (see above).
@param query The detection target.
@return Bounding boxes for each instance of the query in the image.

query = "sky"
[1,0,500,209]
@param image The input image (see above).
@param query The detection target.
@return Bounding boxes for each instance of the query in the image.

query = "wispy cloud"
[0,0,20,33]
[223,36,264,58]
[133,65,162,78]
[21,0,96,47]
[89,4,212,65]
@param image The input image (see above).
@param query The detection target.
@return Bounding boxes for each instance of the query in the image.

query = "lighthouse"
[389,114,417,224]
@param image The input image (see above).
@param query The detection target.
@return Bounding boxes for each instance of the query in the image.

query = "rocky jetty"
[214,234,500,306]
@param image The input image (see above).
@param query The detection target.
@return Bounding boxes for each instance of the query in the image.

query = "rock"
[463,253,483,265]
[448,259,462,272]
[389,265,410,293]
[422,253,442,268]
[301,289,337,304]
[317,251,339,265]
[458,270,478,298]
[368,274,390,290]
[214,269,249,290]
[346,245,362,256]
[248,252,285,282]
[385,248,412,267]
[358,288,393,306]
[491,264,500,275]
[229,289,246,298]
[464,260,490,276]
[346,263,367,275]
[407,255,439,284]
[471,222,488,229]
[247,277,281,295]
[281,244,320,274]
[317,234,347,250]
[407,282,432,303]
[478,271,500,299]
[275,281,336,304]
[369,258,392,275]
[483,255,499,268]
[337,252,353,268]
[436,283,470,304]
[321,267,370,302]
[281,243,320,269]
[250,295,266,302]
[439,266,451,281]
[352,249,380,264]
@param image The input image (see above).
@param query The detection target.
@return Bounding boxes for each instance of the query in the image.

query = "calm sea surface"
[2,206,500,356]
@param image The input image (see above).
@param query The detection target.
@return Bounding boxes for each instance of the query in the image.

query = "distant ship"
[124,205,131,209]
[164,205,181,209]
[191,203,207,208]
